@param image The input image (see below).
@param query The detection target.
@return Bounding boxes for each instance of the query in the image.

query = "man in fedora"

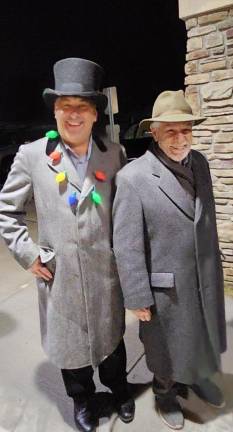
[0,58,135,432]
[113,90,226,429]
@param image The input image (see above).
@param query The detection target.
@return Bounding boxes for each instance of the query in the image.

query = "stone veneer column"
[181,5,233,292]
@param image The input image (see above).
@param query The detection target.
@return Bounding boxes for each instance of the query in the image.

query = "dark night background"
[0,0,187,132]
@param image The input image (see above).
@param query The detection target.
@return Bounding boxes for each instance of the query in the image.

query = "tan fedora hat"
[138,90,205,136]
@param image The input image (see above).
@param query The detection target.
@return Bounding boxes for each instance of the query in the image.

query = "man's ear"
[150,125,157,139]
[54,102,58,119]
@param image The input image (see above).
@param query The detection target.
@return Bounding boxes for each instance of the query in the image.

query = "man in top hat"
[113,90,226,429]
[0,58,135,432]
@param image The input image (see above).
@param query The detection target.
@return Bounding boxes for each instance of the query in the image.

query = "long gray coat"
[113,149,226,384]
[0,136,126,369]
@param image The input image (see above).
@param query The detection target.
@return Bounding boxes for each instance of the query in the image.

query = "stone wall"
[179,0,233,19]
[184,8,233,292]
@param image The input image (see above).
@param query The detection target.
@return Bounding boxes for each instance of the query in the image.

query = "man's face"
[150,121,193,162]
[54,96,97,147]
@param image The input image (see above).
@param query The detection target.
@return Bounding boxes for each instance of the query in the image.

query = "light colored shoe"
[191,379,225,408]
[156,395,184,430]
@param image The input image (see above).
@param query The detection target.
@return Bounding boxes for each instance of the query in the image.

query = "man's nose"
[176,132,187,144]
[69,108,80,117]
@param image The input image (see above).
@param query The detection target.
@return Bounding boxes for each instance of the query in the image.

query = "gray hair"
[150,120,194,130]
[150,121,160,130]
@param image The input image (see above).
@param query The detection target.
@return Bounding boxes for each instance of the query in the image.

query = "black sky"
[0,0,187,128]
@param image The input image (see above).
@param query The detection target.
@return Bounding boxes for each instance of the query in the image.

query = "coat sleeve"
[113,173,154,309]
[0,145,40,269]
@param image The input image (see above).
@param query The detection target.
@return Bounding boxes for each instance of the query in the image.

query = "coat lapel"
[192,152,206,225]
[145,150,195,221]
[159,165,195,220]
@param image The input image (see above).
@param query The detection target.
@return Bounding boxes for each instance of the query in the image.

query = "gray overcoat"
[113,149,226,384]
[0,136,126,369]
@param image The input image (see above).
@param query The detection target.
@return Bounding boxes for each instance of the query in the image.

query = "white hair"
[150,120,194,130]
[150,121,160,130]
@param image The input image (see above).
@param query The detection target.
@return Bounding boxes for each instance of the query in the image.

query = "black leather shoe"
[117,398,135,423]
[74,401,98,432]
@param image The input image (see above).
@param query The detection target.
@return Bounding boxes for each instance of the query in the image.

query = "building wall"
[179,0,233,19]
[180,3,233,292]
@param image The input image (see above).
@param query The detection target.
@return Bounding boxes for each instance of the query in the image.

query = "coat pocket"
[150,272,174,289]
[39,246,56,274]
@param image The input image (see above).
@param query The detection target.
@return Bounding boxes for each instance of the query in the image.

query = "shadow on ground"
[34,360,152,429]
[175,372,233,426]
[0,311,17,337]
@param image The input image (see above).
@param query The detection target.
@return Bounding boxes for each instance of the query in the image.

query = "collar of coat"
[144,149,209,223]
[46,135,107,204]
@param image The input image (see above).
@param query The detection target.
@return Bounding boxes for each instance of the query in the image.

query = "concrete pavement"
[0,201,233,431]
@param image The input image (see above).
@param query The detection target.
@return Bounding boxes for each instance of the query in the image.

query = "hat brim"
[138,113,206,137]
[43,88,108,111]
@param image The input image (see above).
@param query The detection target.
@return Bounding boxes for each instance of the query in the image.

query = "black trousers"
[152,375,174,395]
[61,339,129,403]
[152,375,188,400]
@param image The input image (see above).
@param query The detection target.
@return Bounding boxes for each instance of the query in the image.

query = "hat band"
[56,82,86,93]
[153,109,193,117]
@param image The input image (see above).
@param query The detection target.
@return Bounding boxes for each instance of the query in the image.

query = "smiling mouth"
[171,146,187,151]
[67,121,83,127]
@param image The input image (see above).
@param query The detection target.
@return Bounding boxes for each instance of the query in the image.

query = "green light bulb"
[91,191,102,205]
[46,130,59,139]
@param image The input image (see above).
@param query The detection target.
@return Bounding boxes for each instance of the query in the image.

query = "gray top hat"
[43,57,108,111]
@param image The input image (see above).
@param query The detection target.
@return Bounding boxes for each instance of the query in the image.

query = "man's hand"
[29,257,53,281]
[131,308,152,321]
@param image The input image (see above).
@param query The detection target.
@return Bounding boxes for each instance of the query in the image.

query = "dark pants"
[61,340,129,403]
[153,375,187,399]
[152,375,174,395]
